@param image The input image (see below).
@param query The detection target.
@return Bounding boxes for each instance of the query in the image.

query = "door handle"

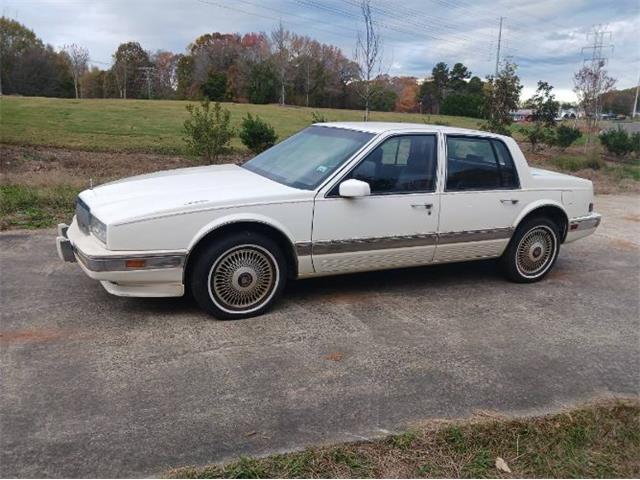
[500,199,519,205]
[411,203,433,215]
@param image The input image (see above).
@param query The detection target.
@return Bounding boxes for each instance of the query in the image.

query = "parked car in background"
[57,123,601,319]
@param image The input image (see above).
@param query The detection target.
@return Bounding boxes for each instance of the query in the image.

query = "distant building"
[510,109,533,122]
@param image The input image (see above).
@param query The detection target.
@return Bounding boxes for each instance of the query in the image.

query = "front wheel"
[500,217,560,283]
[189,232,287,319]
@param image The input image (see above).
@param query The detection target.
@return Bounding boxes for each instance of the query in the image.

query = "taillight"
[589,202,594,212]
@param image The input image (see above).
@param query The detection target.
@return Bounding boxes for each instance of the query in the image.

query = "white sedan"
[57,122,601,319]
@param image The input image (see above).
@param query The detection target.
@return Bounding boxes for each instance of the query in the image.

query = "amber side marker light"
[126,259,146,268]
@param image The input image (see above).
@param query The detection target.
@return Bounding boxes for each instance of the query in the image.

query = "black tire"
[189,231,287,319]
[500,216,560,283]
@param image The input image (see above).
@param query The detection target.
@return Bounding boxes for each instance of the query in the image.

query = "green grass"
[550,153,605,172]
[0,96,483,154]
[169,400,640,479]
[0,184,80,229]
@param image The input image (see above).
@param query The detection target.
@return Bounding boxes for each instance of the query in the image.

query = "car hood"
[79,164,309,225]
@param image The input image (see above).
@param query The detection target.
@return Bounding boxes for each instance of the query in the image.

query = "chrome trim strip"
[304,228,513,256]
[438,227,514,244]
[569,213,601,231]
[75,249,185,272]
[312,233,438,255]
[295,242,313,257]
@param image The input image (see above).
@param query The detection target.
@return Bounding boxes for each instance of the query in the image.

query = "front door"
[312,134,441,274]
[435,135,525,263]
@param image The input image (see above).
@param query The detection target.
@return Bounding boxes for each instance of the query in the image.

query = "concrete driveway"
[1,195,639,478]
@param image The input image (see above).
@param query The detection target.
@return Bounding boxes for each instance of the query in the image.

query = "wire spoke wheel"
[209,245,277,313]
[515,226,556,278]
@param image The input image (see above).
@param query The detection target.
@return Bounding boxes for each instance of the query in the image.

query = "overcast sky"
[3,0,639,102]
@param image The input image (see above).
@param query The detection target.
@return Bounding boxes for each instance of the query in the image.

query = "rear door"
[435,135,525,262]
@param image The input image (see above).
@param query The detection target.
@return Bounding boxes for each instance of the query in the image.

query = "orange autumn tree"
[394,77,419,112]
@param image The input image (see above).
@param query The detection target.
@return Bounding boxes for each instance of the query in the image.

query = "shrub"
[631,132,640,156]
[239,113,278,154]
[311,111,328,123]
[599,126,633,157]
[183,100,234,163]
[552,124,582,150]
[519,124,552,152]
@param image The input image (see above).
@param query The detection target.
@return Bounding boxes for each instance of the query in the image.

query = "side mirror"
[339,179,371,198]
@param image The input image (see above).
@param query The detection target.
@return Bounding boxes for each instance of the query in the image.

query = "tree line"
[1,15,497,117]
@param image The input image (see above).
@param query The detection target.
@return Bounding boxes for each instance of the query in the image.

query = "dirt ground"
[0,145,249,188]
[2,143,638,195]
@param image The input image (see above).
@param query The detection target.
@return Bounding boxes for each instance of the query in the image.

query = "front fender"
[187,212,297,251]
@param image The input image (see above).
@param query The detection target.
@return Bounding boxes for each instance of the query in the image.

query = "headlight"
[90,215,107,244]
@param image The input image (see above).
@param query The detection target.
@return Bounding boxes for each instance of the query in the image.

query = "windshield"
[242,126,375,190]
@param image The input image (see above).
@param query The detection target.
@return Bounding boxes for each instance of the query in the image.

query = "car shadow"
[123,258,505,318]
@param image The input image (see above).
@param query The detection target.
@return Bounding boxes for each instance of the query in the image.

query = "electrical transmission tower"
[138,67,156,99]
[580,25,614,125]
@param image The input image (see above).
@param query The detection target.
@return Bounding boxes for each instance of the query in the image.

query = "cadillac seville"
[57,122,601,319]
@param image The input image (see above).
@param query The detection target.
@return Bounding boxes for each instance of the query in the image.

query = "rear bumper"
[565,212,601,243]
[57,219,186,297]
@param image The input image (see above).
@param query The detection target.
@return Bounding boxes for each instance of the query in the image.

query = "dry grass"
[169,399,640,479]
[0,145,248,229]
[523,144,640,195]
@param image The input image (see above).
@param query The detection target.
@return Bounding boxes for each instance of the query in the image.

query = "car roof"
[315,121,504,138]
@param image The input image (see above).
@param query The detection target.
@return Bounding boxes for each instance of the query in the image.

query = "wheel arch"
[184,215,299,285]
[512,200,569,242]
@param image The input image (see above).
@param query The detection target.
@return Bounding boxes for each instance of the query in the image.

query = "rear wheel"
[500,217,560,283]
[190,232,287,319]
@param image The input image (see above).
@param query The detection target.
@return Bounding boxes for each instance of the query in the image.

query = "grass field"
[0,96,482,154]
[170,400,640,479]
[1,96,638,230]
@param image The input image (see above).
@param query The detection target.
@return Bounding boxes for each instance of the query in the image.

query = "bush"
[552,124,582,150]
[239,113,278,154]
[311,111,328,123]
[631,132,640,155]
[183,100,234,163]
[519,124,553,152]
[599,126,634,157]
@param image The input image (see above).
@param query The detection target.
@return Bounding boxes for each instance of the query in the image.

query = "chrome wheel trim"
[515,225,557,279]
[207,244,279,314]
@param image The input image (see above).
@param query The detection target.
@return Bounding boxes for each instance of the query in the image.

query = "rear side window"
[446,136,519,191]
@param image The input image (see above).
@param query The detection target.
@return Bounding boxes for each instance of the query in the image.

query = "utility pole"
[633,73,639,118]
[138,66,155,99]
[494,16,504,77]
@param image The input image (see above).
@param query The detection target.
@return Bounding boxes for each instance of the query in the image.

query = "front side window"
[446,136,519,191]
[242,126,374,190]
[336,134,438,195]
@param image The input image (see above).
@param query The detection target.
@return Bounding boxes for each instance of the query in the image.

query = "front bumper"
[57,219,186,297]
[565,212,601,243]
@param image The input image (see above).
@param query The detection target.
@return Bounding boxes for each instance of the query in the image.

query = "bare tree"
[573,60,616,146]
[63,44,89,99]
[271,21,291,106]
[354,0,382,121]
